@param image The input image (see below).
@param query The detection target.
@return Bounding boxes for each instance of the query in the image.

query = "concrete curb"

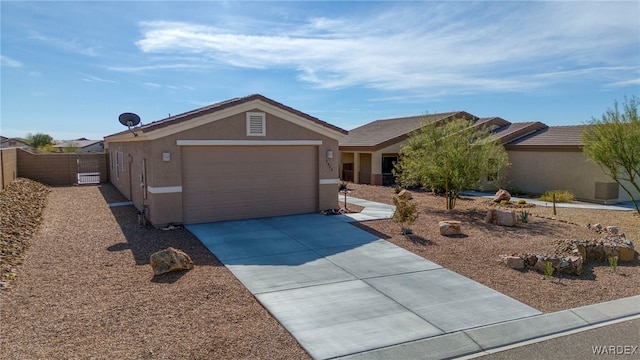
[336,295,640,360]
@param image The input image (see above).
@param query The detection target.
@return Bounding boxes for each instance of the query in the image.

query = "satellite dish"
[119,112,141,127]
[118,112,141,137]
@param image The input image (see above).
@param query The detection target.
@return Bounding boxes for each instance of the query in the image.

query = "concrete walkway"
[334,195,396,222]
[462,191,637,211]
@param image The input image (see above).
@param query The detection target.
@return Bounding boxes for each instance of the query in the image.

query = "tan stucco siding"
[319,183,338,210]
[146,192,184,226]
[378,141,407,155]
[107,141,146,208]
[505,150,638,202]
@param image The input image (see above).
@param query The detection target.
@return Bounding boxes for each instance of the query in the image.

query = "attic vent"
[246,112,266,136]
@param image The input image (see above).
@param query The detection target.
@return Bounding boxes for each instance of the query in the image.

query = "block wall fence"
[0,148,108,189]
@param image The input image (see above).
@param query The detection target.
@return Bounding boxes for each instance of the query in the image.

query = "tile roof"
[492,122,548,144]
[474,117,511,129]
[340,111,476,149]
[505,125,586,149]
[54,139,103,148]
[108,94,347,138]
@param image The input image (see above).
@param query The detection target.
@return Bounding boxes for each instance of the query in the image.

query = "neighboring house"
[339,114,638,204]
[339,112,476,186]
[504,125,640,203]
[53,138,105,153]
[339,112,543,186]
[104,94,347,227]
[0,136,31,149]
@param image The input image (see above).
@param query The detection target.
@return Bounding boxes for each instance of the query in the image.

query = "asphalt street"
[474,318,640,360]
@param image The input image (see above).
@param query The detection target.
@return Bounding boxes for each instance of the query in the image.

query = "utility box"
[594,182,619,201]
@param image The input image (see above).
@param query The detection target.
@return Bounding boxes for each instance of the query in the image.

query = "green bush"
[516,199,527,205]
[392,196,418,234]
[500,199,510,205]
[539,190,575,203]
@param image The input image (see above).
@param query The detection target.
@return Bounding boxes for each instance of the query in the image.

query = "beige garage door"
[182,146,318,224]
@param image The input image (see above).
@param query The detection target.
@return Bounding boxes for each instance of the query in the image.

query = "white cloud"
[1,55,23,68]
[82,74,117,83]
[605,78,640,88]
[107,63,204,73]
[132,2,639,93]
[29,31,98,56]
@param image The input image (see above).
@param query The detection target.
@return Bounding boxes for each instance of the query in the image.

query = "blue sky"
[1,1,639,140]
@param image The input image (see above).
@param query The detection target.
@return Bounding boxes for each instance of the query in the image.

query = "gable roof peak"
[105,94,347,140]
[340,111,478,149]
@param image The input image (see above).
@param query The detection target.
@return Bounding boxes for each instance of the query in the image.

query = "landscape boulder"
[485,208,517,227]
[492,189,511,203]
[602,234,636,262]
[500,255,524,269]
[439,220,462,236]
[502,234,637,277]
[150,247,194,276]
[605,226,619,235]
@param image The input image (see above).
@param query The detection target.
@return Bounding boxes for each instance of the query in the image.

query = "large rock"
[501,255,525,269]
[150,247,194,276]
[602,235,636,262]
[439,220,461,236]
[492,189,511,203]
[618,245,636,262]
[605,226,619,235]
[558,255,583,275]
[485,208,516,227]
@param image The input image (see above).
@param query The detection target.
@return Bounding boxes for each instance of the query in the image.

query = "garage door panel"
[182,146,318,223]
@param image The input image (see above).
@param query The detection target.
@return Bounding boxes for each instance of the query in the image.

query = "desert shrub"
[500,199,510,205]
[539,190,575,203]
[392,196,418,234]
[517,199,527,205]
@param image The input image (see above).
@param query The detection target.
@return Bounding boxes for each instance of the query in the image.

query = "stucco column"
[371,150,383,185]
[353,151,360,184]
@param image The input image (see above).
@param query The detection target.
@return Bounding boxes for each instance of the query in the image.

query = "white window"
[246,112,266,136]
[115,151,120,180]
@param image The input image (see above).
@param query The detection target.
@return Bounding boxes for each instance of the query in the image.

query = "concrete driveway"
[187,213,541,359]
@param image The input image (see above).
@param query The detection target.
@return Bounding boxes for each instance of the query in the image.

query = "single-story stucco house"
[0,136,31,149]
[53,138,105,153]
[104,94,347,227]
[339,112,477,186]
[339,113,639,204]
[504,125,639,203]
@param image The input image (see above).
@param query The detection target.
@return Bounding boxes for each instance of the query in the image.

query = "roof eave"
[504,145,583,152]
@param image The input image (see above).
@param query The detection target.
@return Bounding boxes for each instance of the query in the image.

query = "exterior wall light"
[327,150,334,159]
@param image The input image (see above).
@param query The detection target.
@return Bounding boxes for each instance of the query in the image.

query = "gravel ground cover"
[2,180,638,358]
[0,178,50,291]
[0,183,308,359]
[347,184,640,313]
